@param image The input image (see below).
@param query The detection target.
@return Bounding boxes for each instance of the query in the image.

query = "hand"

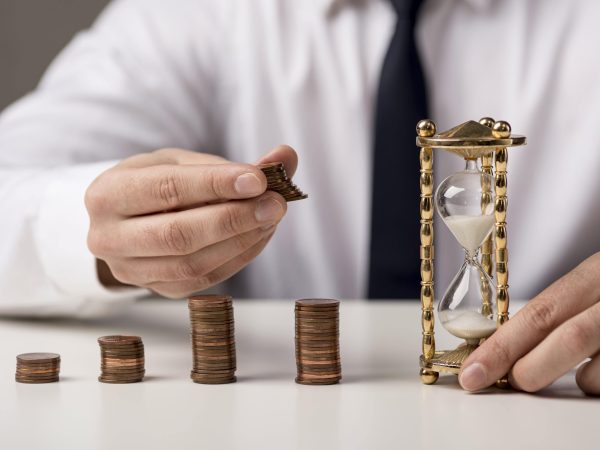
[85,145,298,298]
[458,252,600,395]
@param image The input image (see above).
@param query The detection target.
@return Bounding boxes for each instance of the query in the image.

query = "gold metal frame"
[415,118,526,385]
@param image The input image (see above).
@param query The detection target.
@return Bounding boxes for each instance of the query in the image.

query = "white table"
[0,298,598,450]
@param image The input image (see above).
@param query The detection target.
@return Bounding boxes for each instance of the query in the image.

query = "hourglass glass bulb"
[436,160,495,256]
[436,159,497,344]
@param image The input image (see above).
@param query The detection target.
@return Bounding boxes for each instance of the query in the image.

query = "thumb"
[256,145,299,178]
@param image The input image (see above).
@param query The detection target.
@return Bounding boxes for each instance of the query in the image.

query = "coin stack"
[15,353,61,384]
[97,335,145,384]
[258,162,308,202]
[295,299,342,385]
[188,295,237,384]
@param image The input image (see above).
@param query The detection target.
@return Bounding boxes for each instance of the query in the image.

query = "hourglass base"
[419,343,478,376]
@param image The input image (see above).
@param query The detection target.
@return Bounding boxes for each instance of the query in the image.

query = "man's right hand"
[85,146,296,298]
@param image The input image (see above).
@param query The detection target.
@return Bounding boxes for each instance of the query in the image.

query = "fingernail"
[255,198,284,222]
[459,363,487,391]
[234,173,263,196]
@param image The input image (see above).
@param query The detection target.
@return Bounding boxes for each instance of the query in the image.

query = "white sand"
[443,214,494,255]
[439,310,497,341]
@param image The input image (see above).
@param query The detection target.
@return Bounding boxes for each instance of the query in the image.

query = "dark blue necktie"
[367,0,427,299]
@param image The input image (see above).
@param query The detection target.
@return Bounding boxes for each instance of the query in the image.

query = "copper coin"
[192,369,236,375]
[295,326,339,331]
[190,325,232,330]
[295,339,338,346]
[192,343,235,348]
[99,367,145,373]
[98,335,142,344]
[192,361,236,367]
[296,360,341,367]
[296,347,339,354]
[102,360,145,367]
[16,377,59,384]
[296,371,342,379]
[100,353,144,360]
[191,340,236,347]
[295,312,339,319]
[295,333,339,340]
[15,377,61,383]
[16,361,61,367]
[296,299,339,307]
[193,351,236,358]
[296,355,340,362]
[99,370,145,378]
[191,376,237,385]
[17,353,60,363]
[98,377,143,384]
[100,346,144,352]
[16,369,59,375]
[188,294,232,304]
[189,314,234,320]
[295,377,340,385]
[191,322,235,329]
[296,316,339,322]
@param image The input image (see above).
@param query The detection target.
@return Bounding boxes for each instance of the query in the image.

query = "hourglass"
[416,118,526,385]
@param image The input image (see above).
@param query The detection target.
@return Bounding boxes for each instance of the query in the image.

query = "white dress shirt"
[0,0,599,316]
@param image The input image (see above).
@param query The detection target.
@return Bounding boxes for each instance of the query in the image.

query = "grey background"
[0,0,110,111]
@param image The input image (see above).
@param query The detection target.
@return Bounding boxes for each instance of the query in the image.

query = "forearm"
[0,164,145,317]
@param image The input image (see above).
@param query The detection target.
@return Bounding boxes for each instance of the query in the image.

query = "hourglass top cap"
[416,119,526,158]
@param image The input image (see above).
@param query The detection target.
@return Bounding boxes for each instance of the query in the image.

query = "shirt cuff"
[34,161,147,302]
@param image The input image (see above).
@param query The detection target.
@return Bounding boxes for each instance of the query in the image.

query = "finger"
[109,226,275,285]
[158,148,228,165]
[118,148,227,169]
[459,253,600,392]
[576,352,600,396]
[94,191,286,257]
[256,144,298,178]
[508,301,600,392]
[98,163,268,216]
[149,233,274,298]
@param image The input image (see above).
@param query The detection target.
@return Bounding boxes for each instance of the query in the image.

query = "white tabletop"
[0,298,598,450]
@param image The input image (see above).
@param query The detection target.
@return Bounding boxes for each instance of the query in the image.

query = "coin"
[188,295,237,384]
[98,377,143,384]
[17,353,60,362]
[296,299,339,308]
[294,299,342,385]
[257,162,308,202]
[98,335,145,384]
[15,353,61,384]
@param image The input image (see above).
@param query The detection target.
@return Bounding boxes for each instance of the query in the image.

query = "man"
[0,0,599,394]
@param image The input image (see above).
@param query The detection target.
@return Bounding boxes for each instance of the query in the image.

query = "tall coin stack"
[295,299,342,385]
[98,335,145,384]
[188,295,237,384]
[15,353,61,384]
[258,162,308,202]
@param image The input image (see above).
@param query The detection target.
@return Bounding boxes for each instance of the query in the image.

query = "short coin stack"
[258,162,308,202]
[97,335,145,384]
[15,353,61,384]
[189,295,237,384]
[295,299,342,385]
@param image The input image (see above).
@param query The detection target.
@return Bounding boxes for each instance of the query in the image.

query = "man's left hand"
[459,252,600,395]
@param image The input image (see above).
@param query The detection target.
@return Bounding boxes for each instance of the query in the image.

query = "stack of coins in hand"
[188,295,237,384]
[258,162,308,202]
[15,353,61,384]
[295,299,342,385]
[97,335,145,384]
